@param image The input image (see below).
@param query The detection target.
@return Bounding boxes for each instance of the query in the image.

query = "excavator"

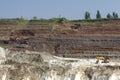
[95,56,110,64]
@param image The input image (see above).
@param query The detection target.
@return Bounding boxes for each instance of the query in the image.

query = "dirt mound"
[11,30,34,36]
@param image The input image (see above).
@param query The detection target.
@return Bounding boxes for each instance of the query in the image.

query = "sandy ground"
[49,56,120,67]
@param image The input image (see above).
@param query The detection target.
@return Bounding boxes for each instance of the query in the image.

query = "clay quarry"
[0,18,120,80]
[0,19,120,59]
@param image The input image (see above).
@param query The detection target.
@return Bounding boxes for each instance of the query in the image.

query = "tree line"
[32,10,119,22]
[17,10,119,24]
[85,10,119,20]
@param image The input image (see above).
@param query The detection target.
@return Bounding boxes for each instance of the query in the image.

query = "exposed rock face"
[0,19,120,79]
[0,47,6,59]
[25,34,120,60]
[2,29,118,60]
[0,47,120,80]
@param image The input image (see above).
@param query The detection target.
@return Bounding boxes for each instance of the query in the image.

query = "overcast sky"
[0,0,120,19]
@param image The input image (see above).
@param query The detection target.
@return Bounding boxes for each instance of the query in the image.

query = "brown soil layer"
[0,19,120,59]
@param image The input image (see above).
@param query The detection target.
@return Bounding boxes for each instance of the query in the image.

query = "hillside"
[0,18,120,80]
[0,19,120,59]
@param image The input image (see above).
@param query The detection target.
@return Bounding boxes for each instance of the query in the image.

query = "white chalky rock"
[0,47,6,59]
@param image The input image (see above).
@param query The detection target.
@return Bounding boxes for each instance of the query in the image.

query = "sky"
[0,0,120,20]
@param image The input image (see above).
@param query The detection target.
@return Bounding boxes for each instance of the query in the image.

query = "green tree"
[115,13,119,19]
[96,10,101,19]
[49,17,68,23]
[112,12,116,18]
[33,16,38,20]
[106,13,112,19]
[85,11,91,20]
[57,17,68,23]
[112,12,119,19]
